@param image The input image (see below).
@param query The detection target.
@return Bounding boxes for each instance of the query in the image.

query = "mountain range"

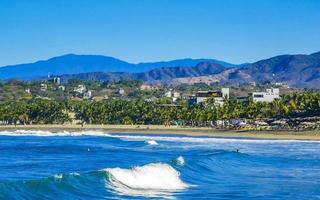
[0,54,233,80]
[227,52,320,88]
[0,52,319,88]
[58,62,227,83]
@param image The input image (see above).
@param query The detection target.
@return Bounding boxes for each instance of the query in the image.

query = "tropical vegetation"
[0,92,319,130]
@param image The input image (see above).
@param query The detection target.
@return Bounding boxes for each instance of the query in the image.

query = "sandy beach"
[0,124,319,140]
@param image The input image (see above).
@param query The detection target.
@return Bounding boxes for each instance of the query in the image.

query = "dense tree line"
[0,100,70,125]
[0,92,319,127]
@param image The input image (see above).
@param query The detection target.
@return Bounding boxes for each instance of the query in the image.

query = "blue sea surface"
[0,130,319,199]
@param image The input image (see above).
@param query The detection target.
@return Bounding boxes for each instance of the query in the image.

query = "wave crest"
[175,156,185,166]
[145,140,158,145]
[103,163,188,197]
[0,130,111,137]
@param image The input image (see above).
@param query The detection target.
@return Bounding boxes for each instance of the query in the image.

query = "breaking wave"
[0,162,188,199]
[103,163,188,197]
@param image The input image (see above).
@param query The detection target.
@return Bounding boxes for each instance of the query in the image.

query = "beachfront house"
[188,88,229,106]
[251,88,280,102]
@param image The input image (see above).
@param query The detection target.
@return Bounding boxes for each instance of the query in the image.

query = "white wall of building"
[252,88,280,102]
[195,88,229,105]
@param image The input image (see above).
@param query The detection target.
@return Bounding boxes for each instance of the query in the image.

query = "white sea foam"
[145,140,158,145]
[0,130,111,137]
[112,134,320,144]
[0,129,319,144]
[103,163,188,197]
[175,156,185,166]
[0,130,54,136]
[69,172,80,176]
[53,174,63,179]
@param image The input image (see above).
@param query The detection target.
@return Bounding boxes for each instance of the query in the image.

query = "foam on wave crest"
[145,140,158,145]
[0,130,111,137]
[175,156,185,166]
[103,163,188,197]
[113,134,320,143]
[1,130,319,144]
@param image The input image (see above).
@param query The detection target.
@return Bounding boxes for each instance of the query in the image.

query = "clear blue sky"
[1,0,320,66]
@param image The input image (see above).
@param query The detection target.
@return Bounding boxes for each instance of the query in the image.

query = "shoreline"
[0,124,320,140]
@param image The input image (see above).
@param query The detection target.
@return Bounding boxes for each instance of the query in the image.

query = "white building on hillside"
[164,89,181,102]
[173,92,181,102]
[74,85,86,94]
[58,85,65,91]
[165,89,173,98]
[251,88,280,102]
[40,83,47,91]
[118,88,125,96]
[83,90,92,99]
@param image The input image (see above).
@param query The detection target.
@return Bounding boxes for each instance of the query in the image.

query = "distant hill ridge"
[0,54,234,80]
[59,62,227,82]
[0,51,320,88]
[227,51,320,88]
[57,51,320,89]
